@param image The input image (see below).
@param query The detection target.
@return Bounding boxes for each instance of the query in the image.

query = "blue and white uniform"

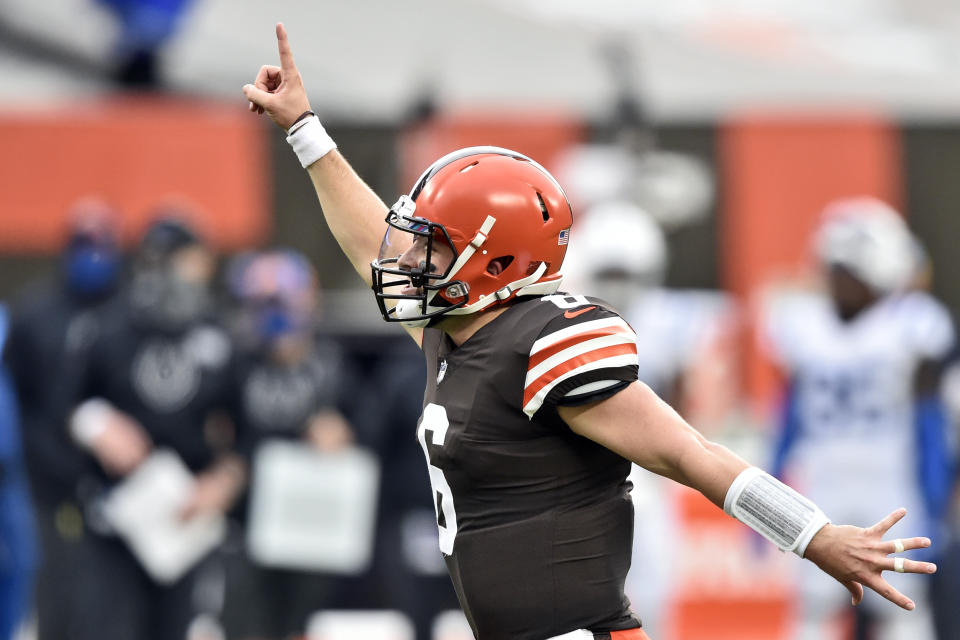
[764,288,954,640]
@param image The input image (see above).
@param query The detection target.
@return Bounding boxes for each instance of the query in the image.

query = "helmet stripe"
[408,146,567,203]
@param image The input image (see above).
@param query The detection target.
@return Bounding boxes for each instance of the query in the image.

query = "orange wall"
[719,114,902,411]
[0,98,270,252]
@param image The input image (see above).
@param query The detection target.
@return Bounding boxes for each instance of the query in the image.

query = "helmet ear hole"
[536,192,550,222]
[486,255,514,276]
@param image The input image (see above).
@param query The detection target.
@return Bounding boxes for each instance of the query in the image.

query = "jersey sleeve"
[523,303,639,419]
[897,291,955,361]
[759,289,821,369]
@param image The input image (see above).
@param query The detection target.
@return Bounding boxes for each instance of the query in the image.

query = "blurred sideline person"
[243,25,938,640]
[761,198,954,640]
[220,249,357,640]
[354,339,462,640]
[563,203,734,639]
[562,202,734,407]
[0,307,37,640]
[3,200,121,640]
[935,349,960,640]
[64,218,244,640]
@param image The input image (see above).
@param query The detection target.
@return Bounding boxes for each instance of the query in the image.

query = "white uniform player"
[563,202,733,402]
[762,198,954,640]
[564,202,734,639]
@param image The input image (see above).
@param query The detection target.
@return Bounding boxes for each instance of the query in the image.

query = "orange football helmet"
[372,146,573,327]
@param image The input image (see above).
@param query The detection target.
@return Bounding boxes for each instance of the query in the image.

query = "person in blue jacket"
[0,306,38,640]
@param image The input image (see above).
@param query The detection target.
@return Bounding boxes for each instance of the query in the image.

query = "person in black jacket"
[64,217,245,640]
[221,249,358,640]
[4,199,122,640]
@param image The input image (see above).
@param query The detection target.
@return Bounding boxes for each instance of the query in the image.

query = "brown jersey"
[418,294,641,639]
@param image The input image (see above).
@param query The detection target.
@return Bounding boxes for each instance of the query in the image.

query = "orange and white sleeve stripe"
[523,317,638,418]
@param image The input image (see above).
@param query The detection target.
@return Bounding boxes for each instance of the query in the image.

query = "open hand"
[803,508,937,611]
[243,23,312,130]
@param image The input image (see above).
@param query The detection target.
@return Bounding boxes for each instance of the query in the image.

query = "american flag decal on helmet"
[558,229,570,246]
[523,316,638,417]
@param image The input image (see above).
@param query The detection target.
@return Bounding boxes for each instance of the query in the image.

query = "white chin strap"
[395,299,432,328]
[445,261,558,315]
[397,264,561,328]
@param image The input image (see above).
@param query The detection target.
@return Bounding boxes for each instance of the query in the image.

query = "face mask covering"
[64,246,120,297]
[259,305,296,339]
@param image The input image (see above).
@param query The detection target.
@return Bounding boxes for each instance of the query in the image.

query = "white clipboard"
[306,610,414,640]
[102,449,227,584]
[247,440,380,574]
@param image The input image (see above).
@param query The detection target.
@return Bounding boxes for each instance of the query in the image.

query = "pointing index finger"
[276,22,297,73]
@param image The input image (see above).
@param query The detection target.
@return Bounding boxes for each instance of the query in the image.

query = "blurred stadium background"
[1,1,960,639]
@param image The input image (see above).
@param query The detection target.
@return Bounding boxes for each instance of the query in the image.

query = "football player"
[762,198,955,640]
[243,24,938,640]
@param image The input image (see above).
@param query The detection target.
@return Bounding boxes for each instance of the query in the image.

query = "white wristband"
[69,398,114,448]
[285,115,337,168]
[723,467,830,558]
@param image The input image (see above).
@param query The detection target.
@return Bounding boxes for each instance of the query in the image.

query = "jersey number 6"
[417,403,458,555]
[542,293,591,309]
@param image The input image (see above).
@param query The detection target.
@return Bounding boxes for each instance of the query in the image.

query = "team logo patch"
[131,339,201,413]
[564,306,596,319]
[558,229,569,246]
[437,359,448,384]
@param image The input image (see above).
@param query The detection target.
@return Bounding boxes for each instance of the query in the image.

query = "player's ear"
[486,256,514,276]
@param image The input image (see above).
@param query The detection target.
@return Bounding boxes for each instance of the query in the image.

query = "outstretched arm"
[241,24,388,288]
[559,380,937,611]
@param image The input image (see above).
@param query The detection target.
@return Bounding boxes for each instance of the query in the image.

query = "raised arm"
[559,381,937,612]
[301,152,389,286]
[242,24,387,288]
